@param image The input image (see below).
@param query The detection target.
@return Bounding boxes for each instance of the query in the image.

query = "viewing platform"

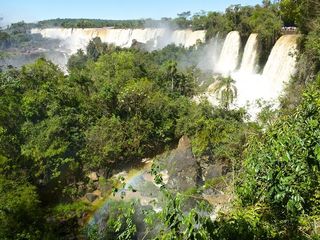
[281,26,298,35]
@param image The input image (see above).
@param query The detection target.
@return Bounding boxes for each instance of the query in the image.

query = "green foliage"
[146,164,215,240]
[18,59,86,200]
[302,19,320,76]
[86,37,108,61]
[76,48,203,172]
[174,11,192,29]
[67,49,88,70]
[52,201,90,221]
[279,0,301,26]
[2,2,320,238]
[176,100,248,165]
[204,11,234,40]
[237,77,320,237]
[0,177,41,240]
[88,201,137,240]
[0,21,50,52]
[280,0,320,33]
[0,31,11,49]
[45,201,91,239]
[211,204,280,239]
[37,18,146,29]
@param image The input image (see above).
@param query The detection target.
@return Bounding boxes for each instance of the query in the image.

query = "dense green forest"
[0,0,320,239]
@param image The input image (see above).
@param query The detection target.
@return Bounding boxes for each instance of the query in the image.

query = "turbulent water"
[232,34,299,117]
[215,31,241,75]
[262,35,299,91]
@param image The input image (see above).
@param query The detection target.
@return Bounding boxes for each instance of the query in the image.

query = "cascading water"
[31,28,206,72]
[231,34,299,117]
[31,28,206,53]
[262,35,299,92]
[32,27,299,118]
[215,31,241,76]
[41,29,300,233]
[239,33,259,74]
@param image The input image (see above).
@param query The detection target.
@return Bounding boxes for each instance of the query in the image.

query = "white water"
[32,28,299,118]
[231,34,299,117]
[215,31,241,76]
[31,28,206,54]
[239,33,259,74]
[201,34,299,118]
[262,35,298,93]
[196,34,223,72]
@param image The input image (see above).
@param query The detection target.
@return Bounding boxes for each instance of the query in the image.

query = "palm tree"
[211,76,237,109]
[164,60,178,91]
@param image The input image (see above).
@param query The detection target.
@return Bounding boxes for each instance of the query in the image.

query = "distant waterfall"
[239,33,259,74]
[215,31,241,75]
[262,35,299,92]
[31,28,206,53]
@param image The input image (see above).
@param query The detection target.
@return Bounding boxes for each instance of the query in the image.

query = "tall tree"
[211,76,237,109]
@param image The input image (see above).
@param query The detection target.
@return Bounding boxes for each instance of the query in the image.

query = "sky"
[1,0,261,26]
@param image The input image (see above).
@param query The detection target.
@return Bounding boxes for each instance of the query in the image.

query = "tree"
[86,37,105,61]
[0,31,11,49]
[67,49,88,71]
[280,0,320,32]
[175,11,192,28]
[164,60,178,91]
[262,0,272,8]
[0,177,41,240]
[204,12,233,40]
[191,11,207,30]
[279,0,300,26]
[212,76,237,109]
[19,59,85,201]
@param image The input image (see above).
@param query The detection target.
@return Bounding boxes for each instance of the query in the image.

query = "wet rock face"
[167,136,201,191]
[201,162,230,180]
[165,135,231,192]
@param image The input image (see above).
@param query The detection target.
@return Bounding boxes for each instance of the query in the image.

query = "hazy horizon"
[1,0,261,27]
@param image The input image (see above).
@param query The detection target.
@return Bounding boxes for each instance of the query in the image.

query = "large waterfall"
[239,33,259,74]
[31,28,206,54]
[230,34,299,117]
[32,27,299,117]
[215,31,241,75]
[262,35,299,92]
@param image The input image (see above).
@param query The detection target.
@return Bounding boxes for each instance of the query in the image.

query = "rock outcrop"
[167,136,201,191]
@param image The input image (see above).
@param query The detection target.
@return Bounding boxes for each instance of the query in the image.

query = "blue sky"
[1,0,261,26]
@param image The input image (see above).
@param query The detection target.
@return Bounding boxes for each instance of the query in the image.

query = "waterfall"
[229,34,299,118]
[262,35,299,91]
[31,28,300,119]
[239,33,259,74]
[31,28,205,53]
[215,31,241,75]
